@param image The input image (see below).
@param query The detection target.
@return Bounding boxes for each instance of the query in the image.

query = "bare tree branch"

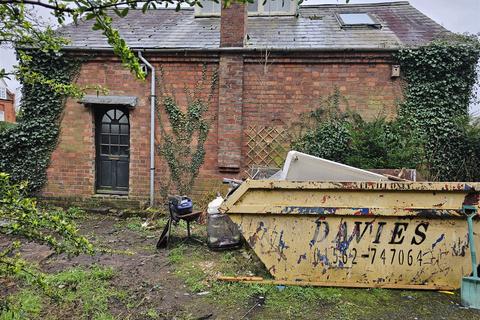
[0,0,151,13]
[0,0,76,12]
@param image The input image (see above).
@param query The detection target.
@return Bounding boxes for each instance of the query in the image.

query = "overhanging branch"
[0,0,76,12]
[0,0,151,14]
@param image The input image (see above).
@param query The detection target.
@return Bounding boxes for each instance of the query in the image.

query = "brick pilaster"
[217,54,244,172]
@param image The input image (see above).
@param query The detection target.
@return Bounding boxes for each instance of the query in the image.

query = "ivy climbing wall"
[0,51,81,193]
[395,39,480,181]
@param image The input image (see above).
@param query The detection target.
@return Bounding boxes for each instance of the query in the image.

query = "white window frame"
[0,87,7,100]
[247,0,297,16]
[194,0,297,17]
[0,111,5,122]
[194,0,221,17]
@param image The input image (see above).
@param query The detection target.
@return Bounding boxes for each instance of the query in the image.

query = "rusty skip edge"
[239,180,480,191]
[219,180,480,217]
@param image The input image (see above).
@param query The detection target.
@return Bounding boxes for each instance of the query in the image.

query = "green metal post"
[463,205,478,278]
[461,205,480,309]
[467,212,478,278]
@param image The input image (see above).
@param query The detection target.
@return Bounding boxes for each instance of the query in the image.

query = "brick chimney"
[217,2,247,173]
[220,2,247,47]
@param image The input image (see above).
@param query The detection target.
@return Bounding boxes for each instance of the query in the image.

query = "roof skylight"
[337,13,381,28]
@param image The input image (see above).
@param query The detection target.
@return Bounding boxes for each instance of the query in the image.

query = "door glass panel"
[120,135,128,145]
[120,124,129,134]
[120,146,129,155]
[107,109,115,119]
[102,124,109,132]
[111,135,119,145]
[101,134,109,144]
[111,124,119,134]
[119,115,128,123]
[111,145,119,155]
[101,145,109,155]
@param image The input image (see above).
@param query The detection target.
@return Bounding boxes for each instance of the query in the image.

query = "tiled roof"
[58,1,449,51]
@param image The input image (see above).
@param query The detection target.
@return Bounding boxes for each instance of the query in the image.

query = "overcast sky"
[1,0,479,110]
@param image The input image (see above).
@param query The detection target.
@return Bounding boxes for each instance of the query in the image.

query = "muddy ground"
[3,212,480,320]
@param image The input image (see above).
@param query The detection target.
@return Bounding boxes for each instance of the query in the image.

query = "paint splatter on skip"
[297,253,307,264]
[279,230,289,253]
[353,208,370,215]
[318,253,329,266]
[432,234,445,249]
[309,217,328,248]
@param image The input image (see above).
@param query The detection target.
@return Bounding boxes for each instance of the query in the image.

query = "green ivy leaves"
[157,64,218,197]
[395,38,480,181]
[0,50,81,192]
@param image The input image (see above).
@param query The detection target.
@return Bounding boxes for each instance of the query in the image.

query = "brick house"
[0,79,16,123]
[42,1,448,205]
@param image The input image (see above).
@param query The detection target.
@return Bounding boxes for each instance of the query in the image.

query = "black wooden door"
[95,107,130,193]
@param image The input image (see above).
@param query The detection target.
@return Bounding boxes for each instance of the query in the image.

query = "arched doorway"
[95,107,130,194]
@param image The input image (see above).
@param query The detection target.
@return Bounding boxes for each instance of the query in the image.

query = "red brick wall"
[42,51,402,203]
[43,60,147,198]
[0,91,16,123]
[153,59,220,197]
[243,53,402,125]
[42,55,220,202]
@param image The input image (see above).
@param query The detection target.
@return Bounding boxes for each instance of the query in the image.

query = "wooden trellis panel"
[245,126,291,168]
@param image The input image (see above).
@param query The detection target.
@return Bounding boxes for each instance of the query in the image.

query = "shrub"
[0,51,81,193]
[291,118,351,164]
[346,116,424,170]
[291,84,425,171]
[291,88,352,164]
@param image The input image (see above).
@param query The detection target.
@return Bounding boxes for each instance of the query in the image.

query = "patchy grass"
[113,216,170,238]
[1,289,43,320]
[164,239,341,317]
[1,265,124,320]
[164,232,479,320]
[168,244,211,293]
[65,206,88,219]
[4,213,480,320]
[144,308,160,319]
[114,216,149,234]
